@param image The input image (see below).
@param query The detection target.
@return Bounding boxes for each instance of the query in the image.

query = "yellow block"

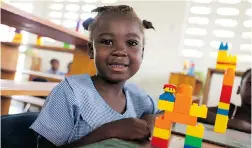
[153,127,171,140]
[36,37,43,46]
[216,64,236,71]
[214,114,229,133]
[217,51,227,61]
[12,34,23,43]
[189,103,207,118]
[186,123,204,138]
[158,100,174,112]
[218,102,230,110]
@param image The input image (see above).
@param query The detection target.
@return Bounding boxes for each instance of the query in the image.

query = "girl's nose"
[111,50,127,57]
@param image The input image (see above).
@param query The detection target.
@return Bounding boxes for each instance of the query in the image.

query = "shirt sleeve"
[147,95,163,114]
[30,79,75,146]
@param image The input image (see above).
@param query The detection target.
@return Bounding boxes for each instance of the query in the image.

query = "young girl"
[198,68,251,133]
[30,5,160,148]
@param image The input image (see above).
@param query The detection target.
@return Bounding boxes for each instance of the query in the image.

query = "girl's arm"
[35,118,147,148]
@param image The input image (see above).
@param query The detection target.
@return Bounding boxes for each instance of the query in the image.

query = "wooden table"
[82,136,223,148]
[172,123,251,148]
[1,79,58,114]
[0,79,58,96]
[22,70,64,82]
[202,68,244,104]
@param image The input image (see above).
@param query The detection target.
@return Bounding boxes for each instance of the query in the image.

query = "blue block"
[219,42,228,50]
[159,93,175,102]
[184,145,198,148]
[217,108,229,116]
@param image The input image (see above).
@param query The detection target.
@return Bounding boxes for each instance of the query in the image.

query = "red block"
[219,85,232,103]
[151,137,169,148]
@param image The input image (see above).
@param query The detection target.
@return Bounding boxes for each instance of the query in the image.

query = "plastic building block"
[36,35,43,46]
[184,135,203,148]
[185,123,204,138]
[189,103,208,118]
[151,137,169,148]
[219,85,233,103]
[159,93,175,102]
[165,111,197,126]
[154,115,172,130]
[223,68,235,86]
[158,100,174,112]
[64,43,70,48]
[217,108,229,116]
[216,64,236,71]
[153,127,171,139]
[12,29,22,43]
[214,114,229,133]
[216,42,237,70]
[184,145,198,148]
[163,84,177,93]
[173,84,193,114]
[218,102,230,110]
[219,42,228,50]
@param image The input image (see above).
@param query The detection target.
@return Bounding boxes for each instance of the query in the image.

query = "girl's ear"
[87,42,94,59]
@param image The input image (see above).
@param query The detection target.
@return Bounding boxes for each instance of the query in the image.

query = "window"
[82,4,97,12]
[49,3,64,10]
[181,0,251,63]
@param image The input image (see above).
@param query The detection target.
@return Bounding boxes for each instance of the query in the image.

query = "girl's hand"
[101,118,151,141]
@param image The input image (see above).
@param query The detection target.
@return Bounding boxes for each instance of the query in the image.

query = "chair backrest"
[1,112,39,148]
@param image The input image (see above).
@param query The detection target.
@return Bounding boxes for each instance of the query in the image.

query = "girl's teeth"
[111,64,125,68]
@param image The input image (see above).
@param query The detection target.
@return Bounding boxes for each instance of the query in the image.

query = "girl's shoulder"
[64,74,94,91]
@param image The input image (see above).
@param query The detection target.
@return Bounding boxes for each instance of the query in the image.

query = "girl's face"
[88,15,144,83]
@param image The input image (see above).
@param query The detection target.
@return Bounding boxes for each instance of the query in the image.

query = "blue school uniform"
[30,74,159,146]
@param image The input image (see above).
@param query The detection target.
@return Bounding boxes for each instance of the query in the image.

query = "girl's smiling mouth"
[108,63,129,72]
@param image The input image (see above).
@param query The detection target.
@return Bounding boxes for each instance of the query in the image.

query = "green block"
[184,135,202,147]
[64,43,70,48]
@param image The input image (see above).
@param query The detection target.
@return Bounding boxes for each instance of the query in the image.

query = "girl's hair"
[82,5,155,41]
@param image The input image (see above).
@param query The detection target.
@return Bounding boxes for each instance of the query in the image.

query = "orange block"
[173,84,193,114]
[223,68,235,86]
[154,114,172,130]
[165,111,197,126]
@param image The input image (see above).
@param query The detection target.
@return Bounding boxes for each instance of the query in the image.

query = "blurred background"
[1,0,251,114]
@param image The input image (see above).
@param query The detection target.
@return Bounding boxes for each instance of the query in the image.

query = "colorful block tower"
[151,84,208,148]
[152,84,176,148]
[216,42,237,70]
[214,68,235,133]
[184,123,204,148]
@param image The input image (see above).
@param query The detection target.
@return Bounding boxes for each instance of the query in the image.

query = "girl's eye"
[127,40,138,46]
[101,39,113,45]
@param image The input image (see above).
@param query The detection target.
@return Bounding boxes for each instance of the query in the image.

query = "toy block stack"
[151,84,208,148]
[214,68,235,133]
[216,42,237,70]
[152,84,176,148]
[12,29,22,43]
[184,124,204,148]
